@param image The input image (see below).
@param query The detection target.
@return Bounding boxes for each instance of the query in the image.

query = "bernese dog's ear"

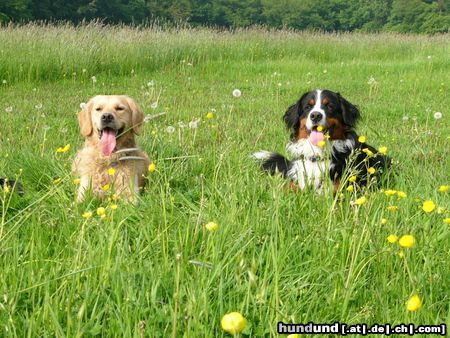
[338,93,360,127]
[283,101,300,130]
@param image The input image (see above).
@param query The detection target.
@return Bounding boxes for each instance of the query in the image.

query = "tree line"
[1,0,449,33]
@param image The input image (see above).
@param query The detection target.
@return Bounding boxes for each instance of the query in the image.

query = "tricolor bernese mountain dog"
[254,89,389,192]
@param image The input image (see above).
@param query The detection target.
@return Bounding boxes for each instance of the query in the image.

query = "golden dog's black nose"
[101,113,114,123]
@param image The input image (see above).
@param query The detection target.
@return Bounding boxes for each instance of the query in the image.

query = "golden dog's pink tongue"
[100,129,116,157]
[309,130,324,146]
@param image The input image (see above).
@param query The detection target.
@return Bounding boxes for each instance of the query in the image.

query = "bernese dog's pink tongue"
[309,130,324,146]
[100,129,116,157]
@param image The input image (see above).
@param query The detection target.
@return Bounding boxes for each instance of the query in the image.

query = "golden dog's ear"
[125,96,144,134]
[78,102,93,137]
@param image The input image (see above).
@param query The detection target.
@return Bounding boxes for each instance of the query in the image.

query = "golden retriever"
[72,95,149,201]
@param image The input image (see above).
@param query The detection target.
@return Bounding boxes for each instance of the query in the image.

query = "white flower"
[2,80,6,84]
[91,76,97,83]
[277,83,282,87]
[367,76,377,86]
[188,118,201,129]
[35,103,43,110]
[32,88,36,92]
[178,121,185,129]
[402,115,409,122]
[166,126,175,134]
[151,102,158,109]
[427,55,432,60]
[5,106,13,113]
[323,69,328,74]
[43,125,50,131]
[82,69,87,73]
[232,89,241,98]
[147,80,155,87]
[80,102,86,110]
[434,112,442,120]
[60,127,68,133]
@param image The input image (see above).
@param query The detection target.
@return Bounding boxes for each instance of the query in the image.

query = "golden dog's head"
[78,95,144,156]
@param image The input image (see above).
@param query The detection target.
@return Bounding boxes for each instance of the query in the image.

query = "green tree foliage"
[0,0,448,33]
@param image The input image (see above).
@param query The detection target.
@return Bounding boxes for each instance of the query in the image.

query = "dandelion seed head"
[166,126,175,134]
[232,89,242,98]
[5,106,13,113]
[434,112,442,119]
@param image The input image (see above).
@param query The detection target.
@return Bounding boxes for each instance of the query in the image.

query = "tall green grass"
[0,24,449,336]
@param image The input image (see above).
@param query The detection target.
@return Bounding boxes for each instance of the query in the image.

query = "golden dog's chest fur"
[72,95,150,202]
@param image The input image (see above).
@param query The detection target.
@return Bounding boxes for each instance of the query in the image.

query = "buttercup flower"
[148,163,156,173]
[56,144,71,153]
[205,222,219,231]
[444,218,450,224]
[438,185,449,193]
[82,211,92,219]
[358,135,366,143]
[317,140,326,148]
[96,207,106,216]
[346,185,354,192]
[399,234,415,248]
[398,251,405,258]
[378,146,388,155]
[53,178,62,184]
[387,234,398,243]
[381,218,388,225]
[397,191,407,198]
[73,178,81,185]
[407,294,422,312]
[387,205,399,212]
[206,112,214,119]
[221,312,246,334]
[316,125,323,132]
[102,184,110,191]
[232,89,242,98]
[110,204,118,210]
[349,176,357,183]
[108,167,116,175]
[354,196,367,206]
[362,148,374,156]
[422,200,436,213]
[368,167,376,174]
[3,184,10,194]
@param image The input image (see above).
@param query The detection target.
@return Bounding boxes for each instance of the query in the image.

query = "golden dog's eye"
[116,106,124,111]
[95,107,102,111]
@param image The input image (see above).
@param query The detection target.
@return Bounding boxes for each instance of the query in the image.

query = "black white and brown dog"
[253,89,389,192]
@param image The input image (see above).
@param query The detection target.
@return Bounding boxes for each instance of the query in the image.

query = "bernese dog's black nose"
[101,113,114,123]
[310,111,323,123]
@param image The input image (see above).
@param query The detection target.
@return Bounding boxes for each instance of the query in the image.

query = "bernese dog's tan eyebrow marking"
[308,99,315,106]
[322,97,329,105]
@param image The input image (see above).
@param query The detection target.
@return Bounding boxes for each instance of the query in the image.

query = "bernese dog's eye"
[327,104,333,109]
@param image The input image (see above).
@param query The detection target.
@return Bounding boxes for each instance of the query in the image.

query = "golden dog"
[72,95,149,201]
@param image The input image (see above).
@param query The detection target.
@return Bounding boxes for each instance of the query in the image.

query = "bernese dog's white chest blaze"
[286,139,325,191]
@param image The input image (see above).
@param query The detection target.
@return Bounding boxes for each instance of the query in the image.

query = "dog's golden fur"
[72,95,149,201]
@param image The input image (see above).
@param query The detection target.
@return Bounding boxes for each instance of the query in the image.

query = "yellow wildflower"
[82,211,92,219]
[368,167,376,174]
[111,194,119,201]
[362,148,374,156]
[96,207,106,216]
[438,185,448,193]
[317,140,326,148]
[346,185,354,192]
[206,112,214,119]
[422,200,436,213]
[378,146,388,155]
[221,312,246,335]
[437,207,445,214]
[444,218,450,224]
[397,191,407,198]
[3,184,10,194]
[358,135,366,143]
[110,204,118,210]
[56,143,71,153]
[398,251,405,258]
[53,178,62,184]
[73,178,81,185]
[399,234,415,248]
[354,196,367,206]
[102,184,110,191]
[317,125,323,132]
[387,234,398,243]
[107,167,116,175]
[324,134,330,140]
[381,218,388,225]
[148,163,156,173]
[387,205,398,212]
[205,222,219,231]
[349,176,357,183]
[406,295,422,312]
[384,189,397,197]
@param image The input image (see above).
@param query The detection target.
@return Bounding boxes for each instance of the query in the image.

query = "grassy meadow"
[0,23,449,336]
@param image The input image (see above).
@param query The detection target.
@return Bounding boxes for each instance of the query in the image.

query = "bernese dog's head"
[283,89,360,140]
